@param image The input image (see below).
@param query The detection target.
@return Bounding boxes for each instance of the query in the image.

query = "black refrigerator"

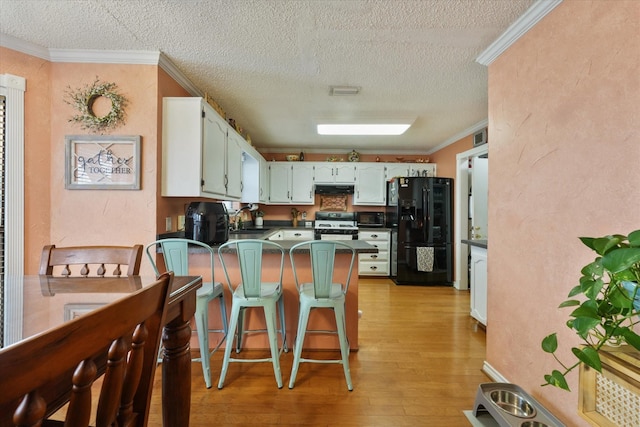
[386,177,453,285]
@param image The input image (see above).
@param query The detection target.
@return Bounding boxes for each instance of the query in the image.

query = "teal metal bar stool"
[216,239,288,389]
[145,238,228,389]
[288,240,356,391]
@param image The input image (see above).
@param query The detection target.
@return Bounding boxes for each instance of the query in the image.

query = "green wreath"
[65,78,128,133]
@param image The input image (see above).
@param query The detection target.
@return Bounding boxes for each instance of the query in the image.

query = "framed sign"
[65,135,141,190]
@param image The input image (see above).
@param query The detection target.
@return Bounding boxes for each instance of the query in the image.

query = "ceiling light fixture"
[329,86,360,96]
[317,123,412,135]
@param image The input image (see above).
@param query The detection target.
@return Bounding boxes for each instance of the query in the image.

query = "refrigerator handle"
[422,185,429,242]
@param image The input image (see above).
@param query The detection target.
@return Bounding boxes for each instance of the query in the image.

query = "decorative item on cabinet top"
[348,150,360,162]
[286,154,300,161]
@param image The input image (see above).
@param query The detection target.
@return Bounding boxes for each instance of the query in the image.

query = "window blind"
[0,94,5,347]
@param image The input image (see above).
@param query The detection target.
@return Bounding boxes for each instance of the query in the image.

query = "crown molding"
[476,0,563,66]
[158,53,202,97]
[0,33,201,97]
[49,48,161,64]
[0,33,50,60]
[425,119,488,155]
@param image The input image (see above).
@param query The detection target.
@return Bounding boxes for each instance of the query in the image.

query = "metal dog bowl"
[471,383,565,427]
[490,389,537,418]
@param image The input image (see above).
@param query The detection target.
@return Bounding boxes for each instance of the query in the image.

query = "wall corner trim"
[476,0,563,66]
[158,53,202,97]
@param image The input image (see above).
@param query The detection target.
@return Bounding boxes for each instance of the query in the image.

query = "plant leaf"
[570,300,600,319]
[579,236,596,251]
[568,284,584,298]
[628,230,640,248]
[622,329,640,350]
[608,284,634,309]
[545,370,570,391]
[571,317,601,335]
[541,333,558,353]
[602,248,640,273]
[592,236,623,255]
[559,300,580,308]
[572,347,602,372]
[581,260,603,277]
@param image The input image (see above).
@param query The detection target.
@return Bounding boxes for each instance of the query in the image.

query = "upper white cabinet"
[313,163,356,184]
[384,164,410,180]
[241,143,270,204]
[408,163,436,177]
[268,162,314,204]
[385,163,436,180]
[354,163,386,205]
[162,97,247,201]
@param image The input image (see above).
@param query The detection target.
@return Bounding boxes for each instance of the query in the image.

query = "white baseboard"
[482,361,509,383]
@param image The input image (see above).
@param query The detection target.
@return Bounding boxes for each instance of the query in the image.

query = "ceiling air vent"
[329,86,360,96]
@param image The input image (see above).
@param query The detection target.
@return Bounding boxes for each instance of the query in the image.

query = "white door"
[471,156,488,240]
[291,163,315,204]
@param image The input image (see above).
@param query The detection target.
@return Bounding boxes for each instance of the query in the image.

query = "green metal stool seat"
[145,238,228,389]
[288,240,356,391]
[217,239,288,389]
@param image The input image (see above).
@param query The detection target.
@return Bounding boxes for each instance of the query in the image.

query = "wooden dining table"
[0,274,202,427]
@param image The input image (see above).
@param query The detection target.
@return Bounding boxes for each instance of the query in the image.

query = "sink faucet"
[232,205,255,230]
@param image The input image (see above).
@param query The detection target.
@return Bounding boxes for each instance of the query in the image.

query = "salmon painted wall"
[486,1,639,424]
[48,63,160,275]
[428,135,473,179]
[1,47,52,274]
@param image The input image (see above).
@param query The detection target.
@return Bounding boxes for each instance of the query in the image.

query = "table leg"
[161,317,192,427]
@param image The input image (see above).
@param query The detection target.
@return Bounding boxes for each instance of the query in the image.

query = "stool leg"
[288,301,310,389]
[218,302,241,389]
[236,307,246,353]
[334,303,353,391]
[264,301,283,388]
[195,296,212,388]
[277,294,288,352]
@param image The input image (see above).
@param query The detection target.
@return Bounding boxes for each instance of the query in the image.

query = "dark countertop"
[157,229,378,254]
[461,239,488,249]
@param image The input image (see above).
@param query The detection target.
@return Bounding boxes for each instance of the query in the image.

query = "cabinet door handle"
[370,266,378,270]
[371,254,378,259]
[371,234,378,238]
[294,233,301,237]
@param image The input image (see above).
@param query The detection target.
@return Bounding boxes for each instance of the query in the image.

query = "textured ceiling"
[0,0,535,154]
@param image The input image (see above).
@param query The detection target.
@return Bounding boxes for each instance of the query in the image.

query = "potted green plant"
[541,229,640,391]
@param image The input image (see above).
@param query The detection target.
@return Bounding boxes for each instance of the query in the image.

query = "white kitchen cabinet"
[313,162,356,184]
[241,144,269,204]
[407,163,436,177]
[162,97,244,200]
[384,164,410,180]
[282,229,314,240]
[354,163,386,205]
[268,162,314,204]
[358,230,390,276]
[258,156,269,203]
[225,128,244,200]
[470,245,488,326]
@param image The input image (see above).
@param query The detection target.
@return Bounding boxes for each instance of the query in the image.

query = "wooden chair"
[0,271,174,427]
[39,244,143,277]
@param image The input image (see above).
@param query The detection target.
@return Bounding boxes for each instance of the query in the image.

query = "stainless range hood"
[315,184,355,195]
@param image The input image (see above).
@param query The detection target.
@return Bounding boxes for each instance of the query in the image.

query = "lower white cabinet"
[358,230,390,276]
[470,245,487,326]
[282,229,314,240]
[267,229,314,241]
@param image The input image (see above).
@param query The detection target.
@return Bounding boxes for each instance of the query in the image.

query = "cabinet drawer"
[282,229,314,240]
[358,230,389,241]
[358,260,389,275]
[359,252,388,262]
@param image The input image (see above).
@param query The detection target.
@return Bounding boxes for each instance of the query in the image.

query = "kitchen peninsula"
[151,229,378,351]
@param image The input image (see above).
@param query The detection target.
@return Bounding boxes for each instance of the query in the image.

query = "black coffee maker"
[184,202,229,245]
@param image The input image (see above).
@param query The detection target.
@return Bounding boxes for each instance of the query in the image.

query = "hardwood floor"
[148,278,488,426]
